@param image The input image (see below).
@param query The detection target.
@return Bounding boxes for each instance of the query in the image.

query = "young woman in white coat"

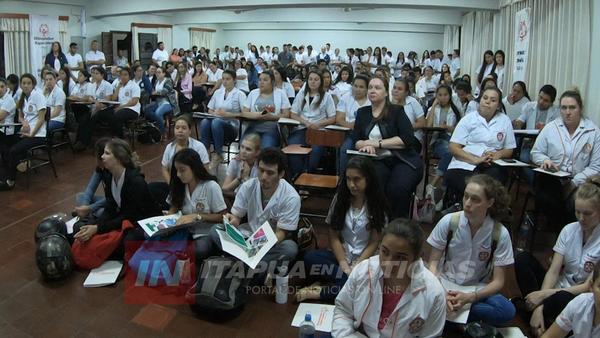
[333,218,446,338]
[531,89,600,228]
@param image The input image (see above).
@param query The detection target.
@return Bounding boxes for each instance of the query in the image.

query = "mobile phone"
[261,110,268,115]
[504,159,516,163]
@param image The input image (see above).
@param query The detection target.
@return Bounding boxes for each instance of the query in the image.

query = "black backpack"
[137,121,161,144]
[186,256,248,321]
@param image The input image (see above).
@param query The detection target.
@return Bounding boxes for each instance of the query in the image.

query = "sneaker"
[0,180,14,191]
[16,161,29,173]
[209,153,223,175]
[425,184,436,199]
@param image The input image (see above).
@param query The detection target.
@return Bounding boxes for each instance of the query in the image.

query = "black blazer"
[352,104,422,169]
[97,168,161,233]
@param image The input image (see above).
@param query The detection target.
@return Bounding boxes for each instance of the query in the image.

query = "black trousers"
[72,104,92,144]
[192,86,206,105]
[534,173,576,228]
[4,136,46,180]
[373,157,423,218]
[89,107,138,142]
[445,165,508,201]
[514,251,576,328]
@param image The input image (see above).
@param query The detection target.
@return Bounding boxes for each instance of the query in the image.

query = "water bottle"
[298,313,316,338]
[516,213,533,252]
[275,265,289,304]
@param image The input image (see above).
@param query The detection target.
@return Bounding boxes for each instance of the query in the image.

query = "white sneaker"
[425,184,436,199]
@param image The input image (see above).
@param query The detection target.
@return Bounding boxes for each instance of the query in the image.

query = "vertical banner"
[29,14,59,81]
[80,8,87,37]
[513,8,530,82]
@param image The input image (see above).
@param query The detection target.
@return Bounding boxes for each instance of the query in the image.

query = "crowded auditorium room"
[0,0,599,337]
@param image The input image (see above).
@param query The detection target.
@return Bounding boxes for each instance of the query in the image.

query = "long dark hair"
[513,81,531,100]
[435,84,461,124]
[329,156,389,232]
[169,148,217,210]
[477,50,494,84]
[334,66,354,85]
[60,66,72,96]
[329,157,389,232]
[300,70,325,110]
[371,76,391,121]
[16,73,37,112]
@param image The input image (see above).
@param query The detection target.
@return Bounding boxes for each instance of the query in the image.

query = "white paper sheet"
[439,278,479,324]
[493,159,530,167]
[278,117,300,125]
[533,167,571,178]
[497,327,527,338]
[514,129,540,135]
[291,303,335,332]
[324,125,351,131]
[346,149,377,157]
[83,260,123,287]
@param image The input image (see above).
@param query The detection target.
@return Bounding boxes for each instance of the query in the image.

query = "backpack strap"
[482,221,503,281]
[444,212,461,262]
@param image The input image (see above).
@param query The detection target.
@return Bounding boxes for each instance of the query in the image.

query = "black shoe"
[0,180,14,191]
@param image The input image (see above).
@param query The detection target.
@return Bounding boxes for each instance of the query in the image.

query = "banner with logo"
[513,8,530,82]
[29,14,59,82]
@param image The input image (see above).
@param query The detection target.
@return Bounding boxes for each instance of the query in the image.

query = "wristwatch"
[196,213,203,221]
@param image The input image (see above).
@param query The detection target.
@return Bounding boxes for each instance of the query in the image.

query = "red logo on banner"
[39,24,49,37]
[519,20,528,41]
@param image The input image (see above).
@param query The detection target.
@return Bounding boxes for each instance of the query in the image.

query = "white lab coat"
[333,257,446,338]
[531,117,600,186]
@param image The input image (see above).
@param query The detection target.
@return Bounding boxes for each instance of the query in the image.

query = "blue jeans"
[287,128,325,178]
[304,249,349,301]
[48,120,65,131]
[75,170,106,217]
[145,101,173,134]
[468,293,516,326]
[339,135,354,175]
[243,121,280,148]
[200,118,236,155]
[432,137,452,177]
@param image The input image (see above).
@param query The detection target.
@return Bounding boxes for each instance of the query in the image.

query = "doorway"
[138,33,158,69]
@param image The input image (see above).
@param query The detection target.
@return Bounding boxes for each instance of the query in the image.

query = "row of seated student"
[66,130,600,338]
[0,39,598,336]
[2,45,600,218]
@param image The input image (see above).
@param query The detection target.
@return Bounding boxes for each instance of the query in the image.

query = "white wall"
[587,1,600,124]
[214,22,444,54]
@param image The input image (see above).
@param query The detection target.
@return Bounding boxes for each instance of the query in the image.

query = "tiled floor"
[0,140,541,337]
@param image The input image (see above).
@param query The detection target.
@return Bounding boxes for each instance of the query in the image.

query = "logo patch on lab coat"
[584,143,592,154]
[409,316,425,333]
[496,132,504,142]
[479,251,491,261]
[125,90,130,97]
[195,202,205,213]
[584,261,595,273]
[28,105,33,112]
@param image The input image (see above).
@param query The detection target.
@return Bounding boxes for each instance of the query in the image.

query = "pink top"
[378,290,404,330]
[178,73,192,100]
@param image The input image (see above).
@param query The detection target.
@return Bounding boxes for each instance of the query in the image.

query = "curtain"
[460,11,494,91]
[1,17,69,75]
[443,25,460,55]
[131,25,140,61]
[462,0,590,97]
[189,30,214,52]
[1,18,30,76]
[59,20,70,53]
[157,27,172,53]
